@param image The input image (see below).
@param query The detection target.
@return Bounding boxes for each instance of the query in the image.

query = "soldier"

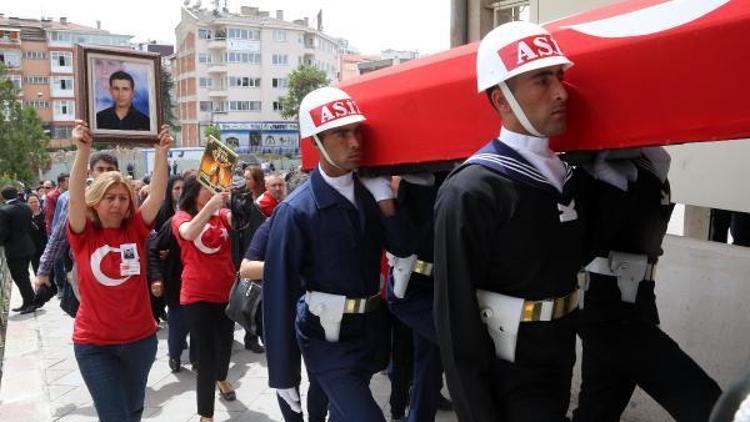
[386,172,449,422]
[263,87,410,421]
[434,21,586,422]
[573,148,722,422]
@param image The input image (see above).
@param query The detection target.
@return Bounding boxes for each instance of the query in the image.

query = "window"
[199,101,213,112]
[198,54,212,64]
[23,51,46,60]
[198,29,212,40]
[228,76,260,87]
[50,51,72,68]
[272,54,288,65]
[52,77,74,91]
[6,75,22,89]
[273,101,283,111]
[0,50,21,68]
[25,100,50,109]
[54,100,75,116]
[228,101,261,112]
[225,52,261,64]
[227,28,260,41]
[272,78,288,89]
[273,30,287,42]
[199,77,213,88]
[24,76,49,85]
[52,125,73,139]
[229,101,249,111]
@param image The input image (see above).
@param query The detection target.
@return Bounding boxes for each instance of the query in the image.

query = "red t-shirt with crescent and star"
[172,208,235,305]
[67,210,157,345]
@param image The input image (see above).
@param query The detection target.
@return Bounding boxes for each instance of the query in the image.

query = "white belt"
[387,253,434,299]
[584,251,656,304]
[304,291,382,342]
[476,289,579,362]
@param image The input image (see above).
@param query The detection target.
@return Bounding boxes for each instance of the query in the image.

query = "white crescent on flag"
[193,223,221,255]
[90,245,130,287]
[563,0,731,38]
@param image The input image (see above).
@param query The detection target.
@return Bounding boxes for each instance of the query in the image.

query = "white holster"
[585,251,649,303]
[475,289,524,363]
[387,252,417,299]
[305,291,346,342]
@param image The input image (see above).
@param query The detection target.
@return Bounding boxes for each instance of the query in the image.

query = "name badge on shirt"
[120,243,141,276]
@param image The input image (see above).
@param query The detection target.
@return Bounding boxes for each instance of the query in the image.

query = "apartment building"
[174,5,342,152]
[0,14,131,147]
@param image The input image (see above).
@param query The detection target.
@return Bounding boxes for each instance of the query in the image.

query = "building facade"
[174,5,342,152]
[0,14,131,147]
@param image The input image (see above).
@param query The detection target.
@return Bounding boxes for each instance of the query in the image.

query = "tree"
[279,65,330,120]
[204,124,221,140]
[0,65,49,185]
[160,65,178,129]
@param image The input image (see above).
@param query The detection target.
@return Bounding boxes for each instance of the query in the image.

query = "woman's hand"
[155,125,172,153]
[71,120,93,151]
[205,190,230,214]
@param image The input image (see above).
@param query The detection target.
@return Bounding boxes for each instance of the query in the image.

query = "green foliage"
[0,65,50,185]
[279,65,330,120]
[160,65,178,129]
[204,124,221,140]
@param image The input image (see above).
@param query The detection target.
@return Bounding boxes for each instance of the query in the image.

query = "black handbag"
[225,275,262,335]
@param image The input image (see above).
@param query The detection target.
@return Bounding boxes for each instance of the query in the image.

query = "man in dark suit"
[96,70,150,131]
[0,186,37,313]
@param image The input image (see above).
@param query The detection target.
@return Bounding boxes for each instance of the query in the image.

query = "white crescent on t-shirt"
[193,223,228,255]
[90,244,130,287]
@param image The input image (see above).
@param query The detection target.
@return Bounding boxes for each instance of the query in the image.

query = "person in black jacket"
[0,186,37,313]
[148,176,196,372]
[26,193,48,274]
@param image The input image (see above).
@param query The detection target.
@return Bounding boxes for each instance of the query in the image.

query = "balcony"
[208,86,227,97]
[207,38,226,50]
[207,63,227,74]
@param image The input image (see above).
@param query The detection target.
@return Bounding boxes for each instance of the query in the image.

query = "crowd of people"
[1,20,744,422]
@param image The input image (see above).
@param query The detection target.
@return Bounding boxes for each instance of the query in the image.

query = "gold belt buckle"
[413,260,433,276]
[344,298,361,314]
[522,290,578,322]
[522,301,542,322]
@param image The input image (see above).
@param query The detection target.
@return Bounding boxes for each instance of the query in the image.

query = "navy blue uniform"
[263,168,409,422]
[245,217,328,422]
[386,174,447,422]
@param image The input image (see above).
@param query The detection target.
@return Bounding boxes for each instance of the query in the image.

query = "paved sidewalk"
[0,285,457,421]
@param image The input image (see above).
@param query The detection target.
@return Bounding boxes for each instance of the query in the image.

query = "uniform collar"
[310,167,357,210]
[499,127,553,157]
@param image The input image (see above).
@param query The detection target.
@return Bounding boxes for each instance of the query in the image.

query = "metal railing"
[0,247,13,385]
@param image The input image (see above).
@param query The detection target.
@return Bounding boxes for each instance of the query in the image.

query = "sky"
[3,0,452,55]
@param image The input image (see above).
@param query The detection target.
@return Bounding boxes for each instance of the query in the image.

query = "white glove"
[276,387,302,413]
[360,176,395,202]
[583,151,638,191]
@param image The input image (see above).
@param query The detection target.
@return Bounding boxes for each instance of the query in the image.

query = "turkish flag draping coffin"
[301,0,750,170]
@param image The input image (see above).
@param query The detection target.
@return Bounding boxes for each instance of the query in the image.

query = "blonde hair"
[85,171,136,225]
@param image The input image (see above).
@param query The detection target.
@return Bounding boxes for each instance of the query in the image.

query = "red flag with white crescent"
[302,0,750,169]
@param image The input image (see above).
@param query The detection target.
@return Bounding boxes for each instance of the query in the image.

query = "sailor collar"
[463,137,575,199]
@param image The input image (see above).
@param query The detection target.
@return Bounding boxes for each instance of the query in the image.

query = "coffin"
[302,0,750,170]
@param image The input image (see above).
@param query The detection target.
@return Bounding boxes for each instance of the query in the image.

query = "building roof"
[0,15,131,38]
[184,6,338,43]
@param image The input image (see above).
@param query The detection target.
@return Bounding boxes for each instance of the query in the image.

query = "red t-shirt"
[256,192,279,217]
[172,209,235,305]
[67,210,157,345]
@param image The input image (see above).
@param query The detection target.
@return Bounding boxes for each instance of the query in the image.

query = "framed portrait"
[77,45,162,144]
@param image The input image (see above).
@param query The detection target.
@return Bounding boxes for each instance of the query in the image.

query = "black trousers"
[8,257,34,307]
[492,313,577,422]
[389,312,414,418]
[185,301,235,417]
[574,320,721,422]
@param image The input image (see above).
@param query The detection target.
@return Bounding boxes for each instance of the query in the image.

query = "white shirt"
[499,127,567,192]
[318,164,356,206]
